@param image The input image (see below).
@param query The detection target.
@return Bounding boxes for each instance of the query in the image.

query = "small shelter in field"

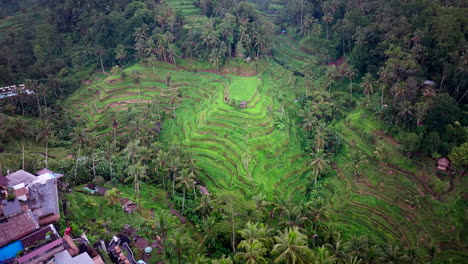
[239,101,247,108]
[198,186,209,195]
[437,158,450,171]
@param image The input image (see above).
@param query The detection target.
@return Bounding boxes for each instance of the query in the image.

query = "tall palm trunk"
[74,145,81,179]
[172,172,176,197]
[182,189,186,211]
[22,138,25,170]
[92,151,96,177]
[45,141,48,168]
[99,54,105,74]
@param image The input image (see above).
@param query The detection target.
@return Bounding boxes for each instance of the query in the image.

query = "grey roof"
[1,198,21,217]
[0,175,8,186]
[6,170,36,186]
[36,168,54,176]
[28,174,60,219]
[423,80,436,85]
[54,250,94,264]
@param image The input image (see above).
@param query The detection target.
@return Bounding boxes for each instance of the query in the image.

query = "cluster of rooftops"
[0,169,104,264]
[0,84,34,100]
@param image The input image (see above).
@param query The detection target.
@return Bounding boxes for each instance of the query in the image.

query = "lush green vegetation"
[0,0,466,263]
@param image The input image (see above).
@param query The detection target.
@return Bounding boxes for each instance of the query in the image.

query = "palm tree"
[360,73,374,100]
[146,54,158,76]
[238,222,274,248]
[322,13,334,40]
[314,124,327,152]
[154,209,176,237]
[125,161,149,209]
[325,65,339,92]
[36,120,56,168]
[348,151,368,178]
[312,246,336,264]
[87,132,98,178]
[70,127,90,180]
[234,239,268,264]
[154,150,168,191]
[309,151,330,185]
[169,156,182,196]
[212,255,233,264]
[305,197,328,223]
[341,256,362,264]
[105,188,120,215]
[272,227,313,264]
[9,118,32,170]
[131,70,143,101]
[344,65,356,96]
[115,44,127,65]
[196,195,213,218]
[280,205,310,230]
[176,168,196,211]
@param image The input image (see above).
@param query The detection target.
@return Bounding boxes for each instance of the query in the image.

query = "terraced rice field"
[66,62,222,137]
[324,111,467,261]
[272,35,312,74]
[162,60,310,198]
[269,35,467,261]
[166,0,207,27]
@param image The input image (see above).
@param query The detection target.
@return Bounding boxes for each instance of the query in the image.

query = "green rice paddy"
[65,36,467,261]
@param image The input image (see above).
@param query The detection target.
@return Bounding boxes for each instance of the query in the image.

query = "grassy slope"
[63,183,189,263]
[64,32,467,262]
[270,35,467,262]
[161,59,309,199]
[324,111,467,261]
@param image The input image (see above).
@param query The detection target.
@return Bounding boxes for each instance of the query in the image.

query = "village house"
[437,158,450,171]
[0,168,70,263]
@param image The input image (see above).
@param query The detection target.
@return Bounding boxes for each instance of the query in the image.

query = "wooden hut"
[437,158,450,171]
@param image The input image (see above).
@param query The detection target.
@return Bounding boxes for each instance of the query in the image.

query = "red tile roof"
[0,210,38,247]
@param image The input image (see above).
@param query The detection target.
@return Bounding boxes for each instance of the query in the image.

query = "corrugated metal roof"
[6,170,36,186]
[1,199,21,217]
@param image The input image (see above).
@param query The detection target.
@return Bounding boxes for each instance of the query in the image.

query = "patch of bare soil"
[82,79,93,85]
[374,129,401,146]
[108,99,150,109]
[65,154,73,159]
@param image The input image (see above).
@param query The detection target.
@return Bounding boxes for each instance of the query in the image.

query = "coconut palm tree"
[70,127,89,179]
[305,197,328,223]
[176,168,196,211]
[154,209,176,237]
[325,65,339,92]
[272,227,313,264]
[169,156,182,196]
[280,205,310,230]
[234,239,268,264]
[131,70,143,101]
[238,222,274,248]
[312,246,336,264]
[308,151,330,185]
[361,73,374,100]
[345,65,356,96]
[348,151,368,178]
[105,188,120,215]
[36,119,57,168]
[125,161,149,210]
[196,195,213,218]
[212,255,233,264]
[154,150,169,191]
[9,118,32,170]
[314,124,327,152]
